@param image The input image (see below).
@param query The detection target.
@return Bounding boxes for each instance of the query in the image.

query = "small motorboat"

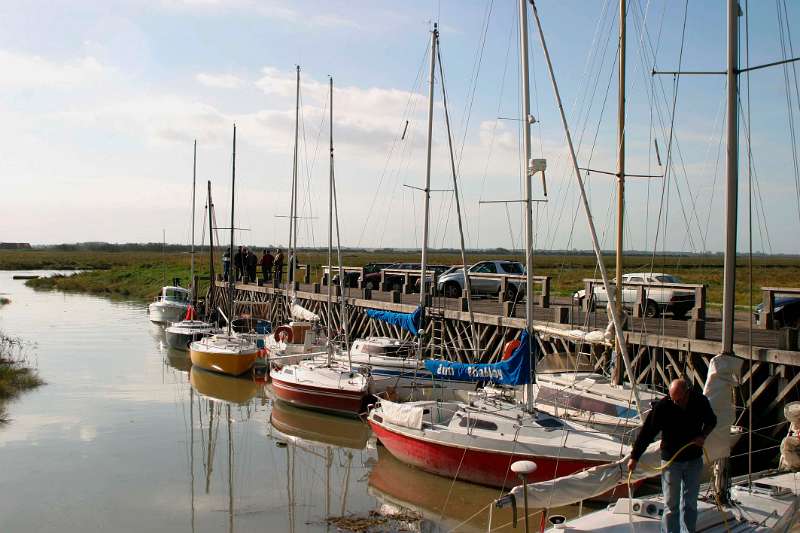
[189,334,259,376]
[148,286,191,324]
[165,320,219,350]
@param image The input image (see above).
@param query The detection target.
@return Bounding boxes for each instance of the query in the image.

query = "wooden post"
[363,288,372,300]
[391,290,401,304]
[762,289,774,330]
[539,277,550,308]
[692,285,707,320]
[402,273,413,294]
[313,283,320,294]
[499,277,509,303]
[583,280,594,312]
[554,306,570,324]
[687,319,705,340]
[380,270,389,292]
[503,301,514,317]
[633,285,645,318]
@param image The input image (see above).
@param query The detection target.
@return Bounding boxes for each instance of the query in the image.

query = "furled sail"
[290,299,320,322]
[501,352,743,507]
[424,330,533,386]
[365,306,422,336]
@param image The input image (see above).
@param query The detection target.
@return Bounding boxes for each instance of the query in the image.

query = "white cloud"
[0,50,107,89]
[195,72,244,89]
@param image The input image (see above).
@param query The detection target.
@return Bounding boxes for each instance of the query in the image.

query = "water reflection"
[165,348,192,373]
[190,368,262,406]
[270,398,370,450]
[1,270,589,532]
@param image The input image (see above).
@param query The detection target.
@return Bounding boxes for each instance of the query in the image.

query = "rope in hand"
[626,443,731,533]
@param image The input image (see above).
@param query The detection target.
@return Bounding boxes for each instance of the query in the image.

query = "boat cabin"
[158,286,191,303]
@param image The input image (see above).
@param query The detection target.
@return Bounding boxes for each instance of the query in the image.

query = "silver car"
[436,260,526,299]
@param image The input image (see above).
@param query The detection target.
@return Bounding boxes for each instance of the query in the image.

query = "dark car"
[754,296,800,328]
[328,262,393,288]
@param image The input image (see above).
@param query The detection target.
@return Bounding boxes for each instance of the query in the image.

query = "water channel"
[0,271,537,532]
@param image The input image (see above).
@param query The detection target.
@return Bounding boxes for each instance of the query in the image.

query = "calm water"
[0,271,524,533]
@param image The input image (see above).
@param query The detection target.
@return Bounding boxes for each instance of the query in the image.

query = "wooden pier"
[213,279,800,461]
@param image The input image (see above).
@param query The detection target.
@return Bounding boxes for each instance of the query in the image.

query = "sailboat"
[368,17,636,490]
[489,1,799,531]
[166,145,220,350]
[190,125,260,376]
[271,74,372,418]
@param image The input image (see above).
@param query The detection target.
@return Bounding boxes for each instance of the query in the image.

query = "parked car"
[436,260,526,300]
[572,272,695,319]
[327,262,393,288]
[754,296,800,328]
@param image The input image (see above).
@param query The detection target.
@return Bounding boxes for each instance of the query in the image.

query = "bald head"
[669,378,690,408]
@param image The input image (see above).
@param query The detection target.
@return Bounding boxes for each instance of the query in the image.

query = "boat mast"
[191,139,197,307]
[418,24,437,351]
[288,66,300,288]
[714,0,740,503]
[331,80,351,368]
[529,0,643,418]
[519,0,536,411]
[207,180,215,318]
[228,125,236,337]
[327,76,334,364]
[612,0,627,385]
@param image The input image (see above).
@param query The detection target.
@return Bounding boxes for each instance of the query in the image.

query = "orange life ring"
[274,325,293,343]
[502,339,521,360]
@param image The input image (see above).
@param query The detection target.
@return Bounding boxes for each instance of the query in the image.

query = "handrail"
[581,278,706,319]
[760,287,800,329]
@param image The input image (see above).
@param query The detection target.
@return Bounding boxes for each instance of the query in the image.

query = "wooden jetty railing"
[212,280,800,453]
[581,278,706,318]
[379,268,441,294]
[760,287,800,330]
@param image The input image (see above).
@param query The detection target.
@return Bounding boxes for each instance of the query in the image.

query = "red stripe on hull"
[271,377,366,418]
[369,420,625,493]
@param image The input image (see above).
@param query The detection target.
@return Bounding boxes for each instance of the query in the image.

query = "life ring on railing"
[502,339,521,360]
[274,325,293,343]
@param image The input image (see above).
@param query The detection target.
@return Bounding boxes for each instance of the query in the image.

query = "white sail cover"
[379,399,426,430]
[506,353,743,508]
[780,402,800,471]
[535,325,610,346]
[508,443,661,509]
[290,300,320,321]
[702,354,742,462]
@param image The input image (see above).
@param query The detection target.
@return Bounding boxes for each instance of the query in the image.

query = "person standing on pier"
[222,250,231,281]
[246,248,258,283]
[260,249,273,284]
[273,249,284,284]
[628,378,717,533]
[233,246,243,281]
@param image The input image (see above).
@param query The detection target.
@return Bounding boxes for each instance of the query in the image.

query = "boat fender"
[502,339,521,360]
[274,325,293,343]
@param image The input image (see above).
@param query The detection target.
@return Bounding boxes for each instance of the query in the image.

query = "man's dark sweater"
[631,388,717,462]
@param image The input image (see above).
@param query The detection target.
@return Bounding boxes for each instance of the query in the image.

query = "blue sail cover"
[365,306,422,336]
[424,330,533,386]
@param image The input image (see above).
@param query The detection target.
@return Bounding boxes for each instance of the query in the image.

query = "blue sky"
[1,0,798,254]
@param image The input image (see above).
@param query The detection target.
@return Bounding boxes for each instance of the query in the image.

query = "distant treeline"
[28,242,800,258]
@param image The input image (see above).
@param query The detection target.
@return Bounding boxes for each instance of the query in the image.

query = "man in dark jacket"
[628,378,717,533]
[273,249,284,284]
[246,248,258,283]
[260,249,274,283]
[233,246,243,281]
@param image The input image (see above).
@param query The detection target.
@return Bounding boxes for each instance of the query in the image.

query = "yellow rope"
[626,444,732,533]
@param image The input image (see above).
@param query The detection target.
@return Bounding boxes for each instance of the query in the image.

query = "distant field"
[2,249,799,307]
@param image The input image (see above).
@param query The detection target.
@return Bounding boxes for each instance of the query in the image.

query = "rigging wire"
[476,14,515,249]
[777,0,800,228]
[357,39,430,248]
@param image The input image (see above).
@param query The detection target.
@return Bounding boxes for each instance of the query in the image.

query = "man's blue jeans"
[661,456,703,533]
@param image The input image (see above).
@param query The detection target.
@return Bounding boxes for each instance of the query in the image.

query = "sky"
[1,0,799,254]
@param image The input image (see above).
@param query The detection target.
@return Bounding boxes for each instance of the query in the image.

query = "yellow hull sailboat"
[189,334,258,376]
